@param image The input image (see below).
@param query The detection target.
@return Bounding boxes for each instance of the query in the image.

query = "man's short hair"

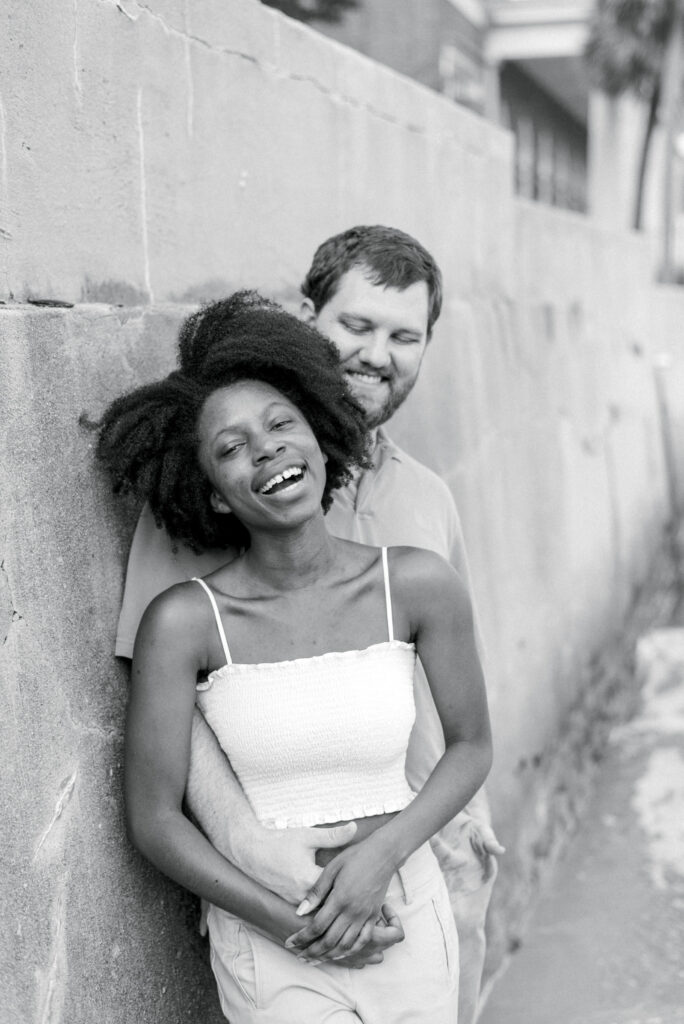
[301,225,443,336]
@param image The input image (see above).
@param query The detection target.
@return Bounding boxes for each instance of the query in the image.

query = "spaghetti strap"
[381,547,395,643]
[192,578,232,665]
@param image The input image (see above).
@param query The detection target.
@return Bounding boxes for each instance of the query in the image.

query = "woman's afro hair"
[96,291,371,552]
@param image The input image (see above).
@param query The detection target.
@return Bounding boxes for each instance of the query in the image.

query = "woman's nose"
[253,436,286,463]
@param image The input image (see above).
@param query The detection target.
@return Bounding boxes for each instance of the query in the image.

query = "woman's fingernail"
[296,899,312,917]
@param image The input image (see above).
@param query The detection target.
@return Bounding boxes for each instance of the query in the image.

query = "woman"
[98,292,492,1022]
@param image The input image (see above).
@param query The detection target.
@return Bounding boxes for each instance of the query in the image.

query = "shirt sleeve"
[444,486,472,590]
[444,488,486,664]
[443,490,492,829]
[114,503,233,658]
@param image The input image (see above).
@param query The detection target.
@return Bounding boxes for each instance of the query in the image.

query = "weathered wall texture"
[2,2,684,1021]
[391,201,684,968]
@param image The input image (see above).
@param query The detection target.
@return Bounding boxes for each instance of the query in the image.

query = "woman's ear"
[210,491,232,515]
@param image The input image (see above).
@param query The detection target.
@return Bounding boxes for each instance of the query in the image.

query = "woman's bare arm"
[127,586,402,965]
[126,587,303,941]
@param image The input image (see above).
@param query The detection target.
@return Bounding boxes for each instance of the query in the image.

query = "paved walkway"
[479,628,684,1024]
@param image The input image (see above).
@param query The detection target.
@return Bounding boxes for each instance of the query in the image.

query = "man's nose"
[358,331,391,368]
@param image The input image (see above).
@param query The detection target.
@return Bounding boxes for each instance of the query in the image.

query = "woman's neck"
[242,515,337,591]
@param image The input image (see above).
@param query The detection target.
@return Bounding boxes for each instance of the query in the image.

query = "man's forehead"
[328,266,430,330]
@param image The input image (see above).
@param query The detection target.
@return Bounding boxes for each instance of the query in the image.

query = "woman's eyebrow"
[211,402,293,439]
[212,425,244,444]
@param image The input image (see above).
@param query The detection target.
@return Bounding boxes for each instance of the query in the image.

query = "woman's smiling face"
[197,380,328,533]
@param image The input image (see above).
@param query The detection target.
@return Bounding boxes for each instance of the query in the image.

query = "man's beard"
[360,374,419,430]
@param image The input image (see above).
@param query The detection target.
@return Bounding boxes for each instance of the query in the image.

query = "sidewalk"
[479,628,684,1024]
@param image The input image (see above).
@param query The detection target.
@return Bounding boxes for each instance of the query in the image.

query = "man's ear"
[299,297,317,325]
[210,491,232,515]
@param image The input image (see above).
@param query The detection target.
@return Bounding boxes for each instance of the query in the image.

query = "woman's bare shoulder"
[136,579,213,654]
[388,545,462,584]
[387,546,471,618]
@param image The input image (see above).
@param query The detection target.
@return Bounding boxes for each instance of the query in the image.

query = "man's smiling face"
[302,265,430,431]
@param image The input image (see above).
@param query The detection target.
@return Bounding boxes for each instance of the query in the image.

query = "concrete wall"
[0,0,511,307]
[2,1,684,1020]
[391,204,682,967]
[649,284,684,519]
[0,307,210,1024]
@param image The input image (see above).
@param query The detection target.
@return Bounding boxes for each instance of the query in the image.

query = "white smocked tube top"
[193,548,417,829]
[196,640,417,829]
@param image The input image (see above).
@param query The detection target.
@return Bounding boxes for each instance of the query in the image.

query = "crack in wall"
[100,0,444,141]
[72,0,83,103]
[135,87,153,303]
[37,876,68,1024]
[0,91,8,216]
[34,770,78,860]
[0,559,22,646]
[183,35,193,138]
[64,703,122,744]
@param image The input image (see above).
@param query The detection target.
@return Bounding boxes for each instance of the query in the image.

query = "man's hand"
[429,814,504,892]
[462,819,504,881]
[186,712,358,903]
[283,838,396,958]
[230,820,358,904]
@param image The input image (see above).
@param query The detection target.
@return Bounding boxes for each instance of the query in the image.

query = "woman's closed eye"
[219,440,245,458]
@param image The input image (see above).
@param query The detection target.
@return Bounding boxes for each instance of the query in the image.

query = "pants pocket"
[208,909,261,1012]
[431,893,460,984]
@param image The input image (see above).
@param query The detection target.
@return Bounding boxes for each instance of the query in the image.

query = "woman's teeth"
[259,466,305,495]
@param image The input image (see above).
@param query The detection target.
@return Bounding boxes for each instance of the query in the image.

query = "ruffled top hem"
[259,792,415,830]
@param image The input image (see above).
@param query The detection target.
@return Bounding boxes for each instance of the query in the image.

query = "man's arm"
[187,715,405,966]
[118,509,405,952]
[130,590,402,968]
[187,709,357,904]
[445,489,503,863]
[116,504,230,658]
[117,508,354,901]
[287,550,492,958]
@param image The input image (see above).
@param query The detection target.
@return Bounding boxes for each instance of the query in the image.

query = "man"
[116,225,502,1023]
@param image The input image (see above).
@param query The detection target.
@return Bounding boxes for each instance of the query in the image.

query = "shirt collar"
[373,427,403,466]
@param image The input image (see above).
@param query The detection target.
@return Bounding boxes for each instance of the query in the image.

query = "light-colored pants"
[207,843,459,1023]
[450,862,497,1024]
[429,828,498,1024]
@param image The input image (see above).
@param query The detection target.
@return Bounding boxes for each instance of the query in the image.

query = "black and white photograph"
[2,1,684,1022]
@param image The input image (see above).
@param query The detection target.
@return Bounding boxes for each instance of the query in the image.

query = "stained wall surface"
[2,2,684,1021]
